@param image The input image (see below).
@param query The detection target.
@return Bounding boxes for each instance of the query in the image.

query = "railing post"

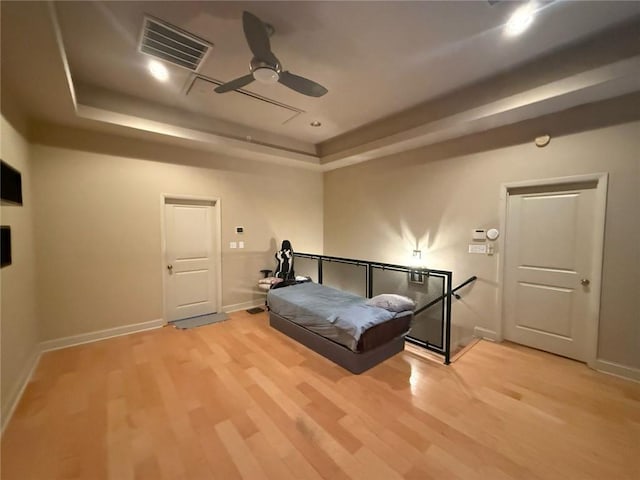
[317,257,323,284]
[444,271,453,365]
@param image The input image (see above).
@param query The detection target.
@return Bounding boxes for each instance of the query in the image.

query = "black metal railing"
[293,252,476,364]
[414,275,478,315]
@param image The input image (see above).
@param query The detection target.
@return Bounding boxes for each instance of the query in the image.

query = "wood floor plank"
[2,310,639,480]
[246,431,298,480]
[245,383,351,480]
[215,419,269,479]
[244,406,324,480]
[188,407,243,480]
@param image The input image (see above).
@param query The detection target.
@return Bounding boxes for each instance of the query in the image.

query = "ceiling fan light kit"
[214,11,328,97]
[253,67,279,84]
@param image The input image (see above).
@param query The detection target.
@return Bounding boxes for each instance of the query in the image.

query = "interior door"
[503,182,597,361]
[164,199,219,321]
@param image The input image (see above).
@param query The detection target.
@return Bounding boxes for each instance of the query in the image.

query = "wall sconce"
[409,270,425,285]
[410,249,425,284]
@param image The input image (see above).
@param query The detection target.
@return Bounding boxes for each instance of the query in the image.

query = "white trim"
[223,299,266,313]
[2,318,164,435]
[473,326,501,342]
[40,318,165,353]
[495,183,508,343]
[47,2,77,111]
[320,57,640,171]
[1,347,42,435]
[497,173,608,367]
[594,359,640,383]
[161,194,223,323]
[76,104,322,171]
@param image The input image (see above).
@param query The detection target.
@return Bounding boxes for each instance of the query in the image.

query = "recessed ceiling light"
[148,60,169,82]
[505,3,536,37]
[310,121,322,127]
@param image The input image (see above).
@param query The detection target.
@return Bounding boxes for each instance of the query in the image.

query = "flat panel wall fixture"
[1,226,11,267]
[1,160,23,206]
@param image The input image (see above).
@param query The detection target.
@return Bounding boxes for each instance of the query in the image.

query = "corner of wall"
[0,346,41,435]
[1,112,42,434]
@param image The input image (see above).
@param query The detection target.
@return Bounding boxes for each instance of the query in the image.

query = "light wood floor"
[2,310,639,480]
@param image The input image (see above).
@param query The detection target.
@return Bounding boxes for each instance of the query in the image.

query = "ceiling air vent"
[139,16,212,72]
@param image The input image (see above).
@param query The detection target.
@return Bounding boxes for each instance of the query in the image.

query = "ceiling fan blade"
[278,71,328,97]
[242,11,279,65]
[214,74,255,93]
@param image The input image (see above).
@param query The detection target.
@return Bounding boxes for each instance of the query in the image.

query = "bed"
[267,282,413,373]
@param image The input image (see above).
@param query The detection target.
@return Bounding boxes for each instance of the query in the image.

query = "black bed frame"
[269,310,407,374]
[281,253,473,365]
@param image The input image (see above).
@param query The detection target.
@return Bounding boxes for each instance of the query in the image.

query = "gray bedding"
[267,282,402,351]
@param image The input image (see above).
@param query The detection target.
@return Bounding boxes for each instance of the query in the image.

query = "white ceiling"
[2,1,640,169]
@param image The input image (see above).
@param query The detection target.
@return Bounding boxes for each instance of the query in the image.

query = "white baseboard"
[473,326,501,342]
[593,359,640,383]
[223,299,266,313]
[1,347,42,435]
[40,318,165,353]
[3,318,165,436]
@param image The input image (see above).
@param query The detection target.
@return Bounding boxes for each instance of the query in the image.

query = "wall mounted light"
[409,249,425,284]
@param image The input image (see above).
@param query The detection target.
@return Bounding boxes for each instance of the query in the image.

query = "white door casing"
[162,196,221,322]
[498,174,608,365]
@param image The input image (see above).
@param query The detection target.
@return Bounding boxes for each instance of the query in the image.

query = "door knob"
[580,278,590,286]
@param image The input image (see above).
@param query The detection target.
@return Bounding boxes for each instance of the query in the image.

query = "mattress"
[267,282,412,352]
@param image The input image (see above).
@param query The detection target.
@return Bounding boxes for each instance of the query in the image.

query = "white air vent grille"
[139,16,212,71]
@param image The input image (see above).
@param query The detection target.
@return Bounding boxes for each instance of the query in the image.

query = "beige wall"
[0,114,40,425]
[30,126,323,341]
[324,119,640,369]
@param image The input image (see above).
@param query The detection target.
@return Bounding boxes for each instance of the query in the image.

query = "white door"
[503,181,598,361]
[164,198,219,322]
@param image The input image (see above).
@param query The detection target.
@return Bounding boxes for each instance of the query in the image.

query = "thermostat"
[235,226,244,234]
[486,228,500,241]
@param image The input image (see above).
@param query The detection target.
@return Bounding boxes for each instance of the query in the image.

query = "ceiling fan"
[214,11,328,97]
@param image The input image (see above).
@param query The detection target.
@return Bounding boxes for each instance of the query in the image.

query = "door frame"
[496,173,608,368]
[160,194,222,324]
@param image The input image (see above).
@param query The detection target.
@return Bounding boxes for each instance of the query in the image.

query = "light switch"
[230,242,237,249]
[468,244,487,254]
[238,241,245,249]
[472,229,486,241]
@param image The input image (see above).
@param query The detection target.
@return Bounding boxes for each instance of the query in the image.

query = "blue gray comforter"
[267,282,400,351]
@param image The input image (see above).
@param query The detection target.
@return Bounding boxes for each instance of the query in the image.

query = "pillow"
[366,294,416,312]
